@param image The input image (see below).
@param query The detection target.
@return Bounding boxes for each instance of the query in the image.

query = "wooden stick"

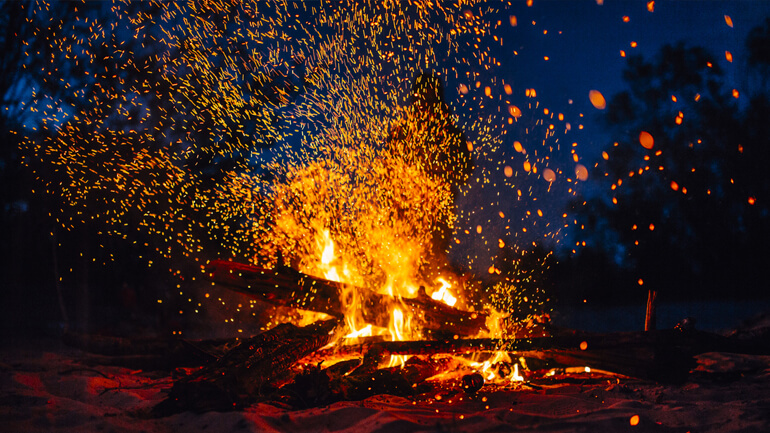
[645,289,657,331]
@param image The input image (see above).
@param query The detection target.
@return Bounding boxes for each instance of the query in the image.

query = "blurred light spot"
[575,164,588,181]
[589,90,606,109]
[639,131,654,149]
[543,168,556,182]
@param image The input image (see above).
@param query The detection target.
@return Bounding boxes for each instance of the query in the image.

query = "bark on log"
[153,319,338,415]
[204,259,488,336]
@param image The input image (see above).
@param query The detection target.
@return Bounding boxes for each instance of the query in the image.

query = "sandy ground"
[2,336,770,433]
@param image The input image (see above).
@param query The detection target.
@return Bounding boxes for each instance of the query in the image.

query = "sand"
[2,336,770,433]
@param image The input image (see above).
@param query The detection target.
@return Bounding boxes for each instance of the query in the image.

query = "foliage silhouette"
[563,27,770,304]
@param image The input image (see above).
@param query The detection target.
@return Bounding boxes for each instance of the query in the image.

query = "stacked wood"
[204,259,488,336]
[62,260,770,413]
[61,318,770,414]
[152,319,338,415]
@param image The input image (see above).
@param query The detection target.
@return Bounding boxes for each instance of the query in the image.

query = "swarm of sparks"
[18,0,607,353]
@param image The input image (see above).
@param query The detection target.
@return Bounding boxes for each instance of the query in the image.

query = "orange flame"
[431,278,457,307]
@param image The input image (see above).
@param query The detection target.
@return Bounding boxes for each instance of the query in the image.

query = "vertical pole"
[644,289,657,331]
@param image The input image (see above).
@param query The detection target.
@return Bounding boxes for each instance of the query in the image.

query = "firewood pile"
[63,260,770,415]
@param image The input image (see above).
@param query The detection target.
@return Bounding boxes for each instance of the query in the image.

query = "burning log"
[277,355,453,407]
[203,259,344,316]
[203,259,488,336]
[309,328,770,383]
[153,319,338,415]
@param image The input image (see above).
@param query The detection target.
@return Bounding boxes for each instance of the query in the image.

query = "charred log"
[152,319,338,415]
[204,259,487,336]
[203,259,344,316]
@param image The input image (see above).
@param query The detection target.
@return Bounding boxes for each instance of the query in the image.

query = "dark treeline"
[552,18,770,306]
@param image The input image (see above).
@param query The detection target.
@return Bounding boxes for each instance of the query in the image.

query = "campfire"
[147,249,769,414]
[146,72,558,413]
[10,1,770,428]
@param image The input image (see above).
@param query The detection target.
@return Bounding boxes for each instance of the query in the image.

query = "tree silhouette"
[569,31,770,302]
[2,1,312,331]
